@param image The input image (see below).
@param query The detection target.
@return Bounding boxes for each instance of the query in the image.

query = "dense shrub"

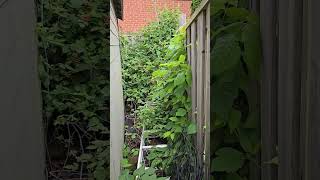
[121,10,180,107]
[36,0,109,179]
[121,9,197,179]
[121,24,197,180]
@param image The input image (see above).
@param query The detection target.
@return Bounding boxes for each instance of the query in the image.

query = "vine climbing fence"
[186,0,210,178]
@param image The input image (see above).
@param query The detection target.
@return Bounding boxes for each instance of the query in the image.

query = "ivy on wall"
[210,0,262,179]
[36,0,109,179]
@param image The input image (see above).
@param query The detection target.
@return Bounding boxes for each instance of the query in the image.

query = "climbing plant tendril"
[210,0,262,179]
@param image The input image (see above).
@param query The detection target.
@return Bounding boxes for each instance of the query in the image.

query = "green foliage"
[121,10,196,179]
[121,10,180,106]
[138,26,197,179]
[192,0,203,13]
[36,0,109,179]
[146,148,172,171]
[121,10,182,178]
[119,166,168,180]
[210,0,262,179]
[211,147,245,173]
[121,8,196,179]
[212,35,241,76]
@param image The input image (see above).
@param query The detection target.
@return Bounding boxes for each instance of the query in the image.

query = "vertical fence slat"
[187,27,191,66]
[278,0,303,179]
[187,26,192,120]
[302,0,320,179]
[204,5,211,179]
[190,22,198,176]
[260,0,278,179]
[187,1,210,177]
[191,22,197,126]
[196,12,204,176]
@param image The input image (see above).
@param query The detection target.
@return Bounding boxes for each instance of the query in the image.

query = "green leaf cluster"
[36,0,109,179]
[191,0,203,13]
[121,10,196,179]
[120,166,169,180]
[137,26,197,179]
[121,10,180,106]
[210,0,262,179]
[121,10,183,178]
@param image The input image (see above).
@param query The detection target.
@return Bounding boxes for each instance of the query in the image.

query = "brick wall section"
[118,0,192,33]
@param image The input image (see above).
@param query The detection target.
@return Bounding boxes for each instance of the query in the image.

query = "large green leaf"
[212,80,239,113]
[225,7,249,21]
[174,72,186,86]
[176,108,187,116]
[212,35,241,75]
[228,109,241,133]
[239,130,255,153]
[239,128,260,154]
[242,21,261,80]
[119,169,134,180]
[134,166,146,176]
[144,167,157,175]
[187,122,197,134]
[93,166,106,180]
[212,147,245,172]
[243,110,259,129]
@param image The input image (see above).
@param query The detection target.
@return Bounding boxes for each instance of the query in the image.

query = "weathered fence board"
[186,0,210,178]
[260,0,279,179]
[260,0,320,179]
[196,12,204,173]
[301,0,320,179]
[204,5,211,180]
[278,0,303,179]
[191,22,197,129]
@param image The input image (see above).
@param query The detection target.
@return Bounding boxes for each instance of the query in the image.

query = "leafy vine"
[147,26,197,179]
[210,0,262,179]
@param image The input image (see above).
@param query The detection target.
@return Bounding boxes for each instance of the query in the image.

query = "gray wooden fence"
[260,0,320,179]
[186,0,210,178]
[187,0,320,179]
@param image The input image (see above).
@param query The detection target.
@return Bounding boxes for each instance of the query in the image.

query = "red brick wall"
[118,0,192,33]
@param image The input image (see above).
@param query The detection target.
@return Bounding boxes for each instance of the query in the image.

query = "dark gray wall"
[0,0,45,179]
